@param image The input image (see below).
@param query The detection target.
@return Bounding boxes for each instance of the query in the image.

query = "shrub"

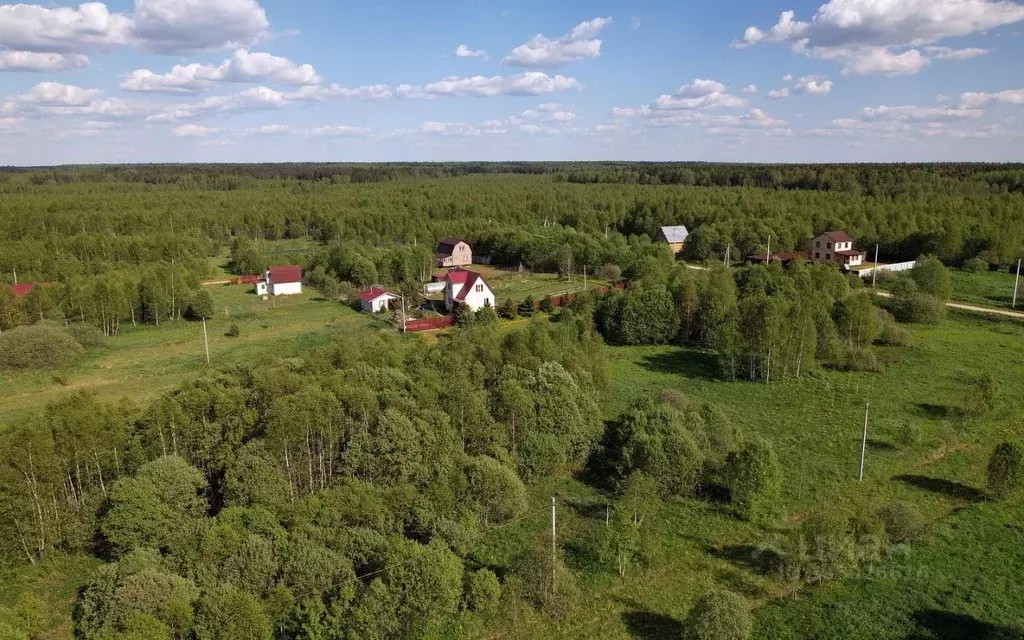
[186,289,216,320]
[597,263,622,283]
[986,442,1022,500]
[225,323,241,338]
[726,437,782,522]
[834,346,880,373]
[911,255,952,301]
[497,299,518,320]
[683,590,752,640]
[0,323,83,370]
[962,257,989,273]
[518,296,536,317]
[896,421,919,448]
[878,501,925,543]
[66,323,106,348]
[658,388,692,412]
[891,293,946,324]
[539,295,555,313]
[474,306,499,326]
[955,373,999,422]
[464,569,501,613]
[874,309,910,347]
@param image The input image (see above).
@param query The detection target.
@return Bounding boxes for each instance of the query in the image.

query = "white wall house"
[254,265,303,296]
[436,238,473,268]
[811,231,866,269]
[444,268,495,312]
[359,287,399,313]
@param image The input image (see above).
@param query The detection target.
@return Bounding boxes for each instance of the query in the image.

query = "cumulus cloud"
[146,83,391,122]
[0,51,89,72]
[793,75,832,94]
[418,120,509,136]
[860,105,984,122]
[455,44,487,59]
[520,102,576,123]
[652,79,746,110]
[242,123,369,137]
[0,0,271,58]
[1,81,155,120]
[925,46,990,60]
[767,88,790,99]
[121,49,321,94]
[960,88,1024,108]
[735,0,1024,75]
[503,16,611,67]
[742,84,758,93]
[396,72,581,99]
[172,124,217,137]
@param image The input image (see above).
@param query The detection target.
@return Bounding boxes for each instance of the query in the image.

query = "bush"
[497,299,518,320]
[186,289,216,320]
[962,257,989,273]
[878,501,925,543]
[66,323,106,348]
[464,569,501,613]
[597,263,622,283]
[683,590,752,640]
[986,442,1022,500]
[955,373,999,422]
[896,421,919,448]
[874,309,910,347]
[911,255,952,301]
[834,346,880,373]
[891,293,946,324]
[539,295,555,313]
[0,323,83,370]
[225,323,241,338]
[658,388,692,412]
[726,438,782,522]
[474,306,499,326]
[518,296,536,317]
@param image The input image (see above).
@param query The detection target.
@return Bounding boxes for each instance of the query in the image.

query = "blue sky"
[0,0,1022,164]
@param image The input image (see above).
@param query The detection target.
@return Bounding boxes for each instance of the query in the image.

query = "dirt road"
[873,290,1024,320]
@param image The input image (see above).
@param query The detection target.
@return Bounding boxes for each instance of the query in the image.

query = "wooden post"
[1014,259,1021,309]
[766,235,772,264]
[872,245,880,288]
[859,402,869,481]
[202,318,210,365]
[551,497,557,593]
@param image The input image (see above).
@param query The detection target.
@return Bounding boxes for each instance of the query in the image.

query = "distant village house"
[358,287,399,313]
[444,268,495,312]
[254,265,303,296]
[655,226,689,255]
[436,238,473,268]
[811,231,866,269]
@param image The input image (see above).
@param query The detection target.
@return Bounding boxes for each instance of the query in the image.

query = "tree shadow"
[621,608,685,640]
[707,544,782,576]
[640,349,721,380]
[867,439,898,452]
[916,403,948,420]
[908,610,1024,640]
[893,475,987,502]
[695,482,732,505]
[580,419,624,492]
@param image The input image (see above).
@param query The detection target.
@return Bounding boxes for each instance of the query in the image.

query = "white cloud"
[503,16,611,67]
[521,102,576,123]
[782,73,793,81]
[0,117,24,133]
[130,0,270,54]
[0,3,131,53]
[793,75,832,94]
[860,105,984,122]
[309,125,368,137]
[396,72,580,99]
[419,120,509,136]
[767,88,790,98]
[147,83,390,122]
[0,51,89,72]
[3,82,100,111]
[630,17,641,30]
[653,79,746,110]
[455,44,487,59]
[736,0,1024,75]
[245,124,294,135]
[172,124,217,137]
[121,48,321,94]
[2,84,156,121]
[742,84,758,93]
[0,0,271,57]
[960,88,1024,108]
[925,46,990,60]
[243,123,369,137]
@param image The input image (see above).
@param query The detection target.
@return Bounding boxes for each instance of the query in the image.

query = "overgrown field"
[951,268,1022,310]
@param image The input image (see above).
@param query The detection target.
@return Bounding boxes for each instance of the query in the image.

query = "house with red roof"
[443,268,495,312]
[9,283,36,298]
[811,231,866,269]
[254,265,303,296]
[359,287,399,313]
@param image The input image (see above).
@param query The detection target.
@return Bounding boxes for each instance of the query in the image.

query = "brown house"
[436,238,473,268]
[810,231,866,269]
[655,226,689,255]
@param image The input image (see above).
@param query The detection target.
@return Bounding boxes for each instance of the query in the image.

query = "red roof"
[10,283,34,297]
[821,231,854,243]
[454,272,483,302]
[445,268,472,285]
[358,287,395,302]
[269,265,302,284]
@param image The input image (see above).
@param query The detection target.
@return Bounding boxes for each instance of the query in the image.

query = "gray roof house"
[655,225,689,254]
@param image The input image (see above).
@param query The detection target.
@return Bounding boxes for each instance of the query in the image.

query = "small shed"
[359,287,399,313]
[655,226,689,255]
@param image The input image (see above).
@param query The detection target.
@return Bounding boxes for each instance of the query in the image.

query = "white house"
[254,265,303,296]
[810,231,866,269]
[444,268,495,312]
[359,287,399,313]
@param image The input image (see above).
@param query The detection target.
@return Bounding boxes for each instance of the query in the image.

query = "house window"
[827,242,832,249]
[484,298,491,307]
[475,284,484,293]
[826,254,831,260]
[815,241,821,248]
[815,252,820,259]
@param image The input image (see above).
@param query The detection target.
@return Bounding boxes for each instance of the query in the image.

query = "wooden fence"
[405,315,454,332]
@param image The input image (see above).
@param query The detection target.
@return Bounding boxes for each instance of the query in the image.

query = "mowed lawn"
[0,285,372,426]
[465,311,1024,639]
[429,265,606,303]
[951,268,1022,310]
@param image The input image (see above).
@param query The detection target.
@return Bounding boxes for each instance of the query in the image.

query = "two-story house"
[444,268,495,312]
[810,231,866,269]
[436,238,473,268]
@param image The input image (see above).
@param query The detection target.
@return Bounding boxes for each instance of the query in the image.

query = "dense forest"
[0,163,1022,639]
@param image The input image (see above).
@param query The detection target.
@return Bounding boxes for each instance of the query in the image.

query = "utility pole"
[859,402,870,482]
[400,294,407,333]
[202,317,210,365]
[583,265,588,291]
[872,245,880,288]
[550,497,557,594]
[766,235,772,264]
[1014,259,1021,309]
[12,268,17,285]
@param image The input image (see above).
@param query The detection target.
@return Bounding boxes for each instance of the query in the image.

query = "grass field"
[428,265,606,303]
[0,284,372,426]
[951,268,1022,310]
[461,311,1024,639]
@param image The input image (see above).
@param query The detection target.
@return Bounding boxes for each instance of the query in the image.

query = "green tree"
[539,295,555,313]
[222,443,290,513]
[463,455,528,526]
[682,590,752,640]
[614,401,704,497]
[464,569,501,613]
[987,442,1023,500]
[616,286,679,345]
[911,255,953,300]
[878,501,925,543]
[726,438,782,522]
[194,583,273,640]
[519,296,536,317]
[187,289,215,320]
[101,456,208,555]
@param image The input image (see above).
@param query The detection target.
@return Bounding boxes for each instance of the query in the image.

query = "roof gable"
[269,265,302,284]
[820,231,854,243]
[658,226,689,243]
[358,287,396,302]
[436,237,469,256]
